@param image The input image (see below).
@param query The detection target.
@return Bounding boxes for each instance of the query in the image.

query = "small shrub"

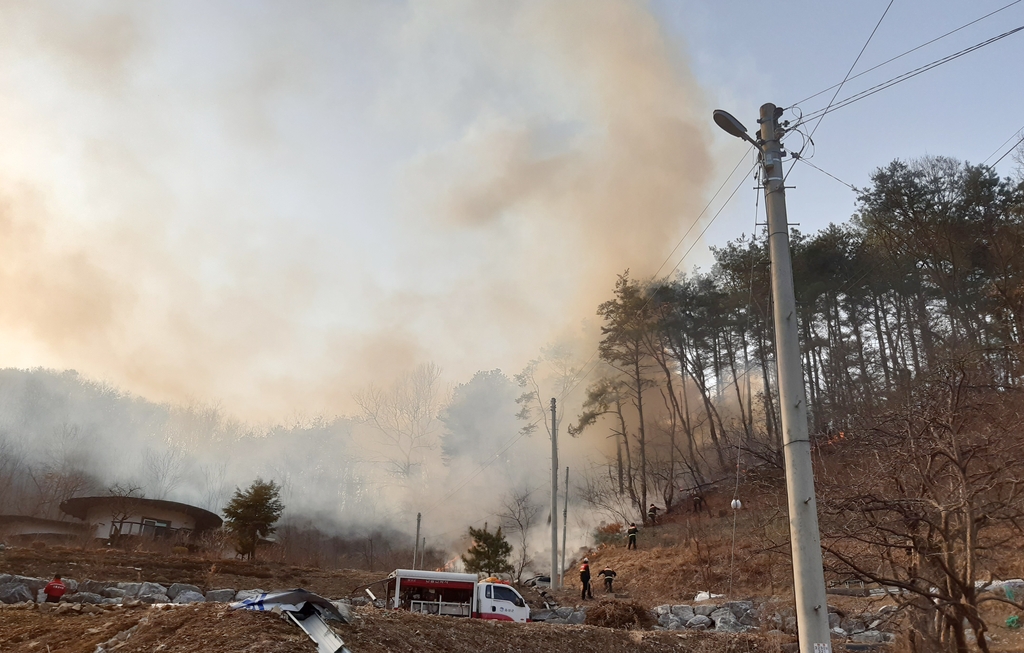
[593,522,624,546]
[31,540,47,550]
[584,600,655,629]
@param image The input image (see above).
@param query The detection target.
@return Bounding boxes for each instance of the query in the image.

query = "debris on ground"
[584,600,655,629]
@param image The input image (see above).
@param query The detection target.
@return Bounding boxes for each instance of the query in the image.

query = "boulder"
[671,605,695,621]
[657,612,674,628]
[138,593,170,604]
[739,609,760,627]
[349,596,369,606]
[828,612,841,628]
[851,630,894,644]
[0,574,11,585]
[783,616,798,635]
[567,610,586,625]
[531,609,555,622]
[13,576,47,593]
[101,598,123,605]
[686,614,713,629]
[725,601,753,620]
[66,592,104,604]
[116,582,143,596]
[80,580,111,595]
[167,583,202,600]
[711,607,745,633]
[546,618,568,624]
[841,617,867,634]
[652,604,671,616]
[554,606,574,619]
[0,583,33,604]
[694,604,718,616]
[204,589,236,603]
[137,582,168,599]
[103,588,127,599]
[173,590,205,604]
[234,589,265,602]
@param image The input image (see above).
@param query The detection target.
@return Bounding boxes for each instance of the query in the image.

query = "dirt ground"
[0,546,381,599]
[0,602,870,653]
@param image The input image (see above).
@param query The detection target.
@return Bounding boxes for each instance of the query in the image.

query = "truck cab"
[474,581,529,622]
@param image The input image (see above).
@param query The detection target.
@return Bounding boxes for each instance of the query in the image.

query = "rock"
[137,582,167,599]
[66,592,104,604]
[531,609,555,622]
[657,612,674,627]
[567,610,586,625]
[204,589,236,603]
[62,579,79,594]
[850,630,890,644]
[783,616,798,635]
[117,582,143,597]
[13,576,47,593]
[80,580,111,595]
[686,614,713,629]
[711,607,745,633]
[725,601,753,620]
[234,589,265,602]
[101,598,122,605]
[653,604,671,616]
[0,574,11,585]
[671,605,695,621]
[828,612,841,629]
[0,583,33,604]
[546,618,568,624]
[694,604,718,616]
[554,606,574,619]
[103,588,127,599]
[138,593,170,604]
[831,627,847,637]
[167,583,202,600]
[739,609,760,627]
[172,591,205,604]
[842,617,867,634]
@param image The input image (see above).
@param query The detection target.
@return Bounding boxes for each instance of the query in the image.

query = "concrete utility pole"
[560,466,568,587]
[758,102,832,653]
[550,397,559,589]
[413,512,421,569]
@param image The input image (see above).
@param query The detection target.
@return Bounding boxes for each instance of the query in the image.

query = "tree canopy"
[461,524,513,576]
[223,478,284,560]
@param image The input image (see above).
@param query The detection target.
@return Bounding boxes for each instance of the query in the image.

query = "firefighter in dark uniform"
[598,566,617,593]
[579,557,594,600]
[626,522,639,549]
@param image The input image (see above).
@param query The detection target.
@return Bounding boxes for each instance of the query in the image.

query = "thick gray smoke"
[0,0,714,562]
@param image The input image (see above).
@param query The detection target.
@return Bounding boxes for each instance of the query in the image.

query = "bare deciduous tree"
[143,446,190,500]
[355,362,443,478]
[499,485,540,583]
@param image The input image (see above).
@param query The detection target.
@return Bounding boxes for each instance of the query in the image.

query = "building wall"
[83,503,198,539]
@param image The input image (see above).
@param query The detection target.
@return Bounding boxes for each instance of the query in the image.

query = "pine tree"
[461,524,513,576]
[222,478,284,560]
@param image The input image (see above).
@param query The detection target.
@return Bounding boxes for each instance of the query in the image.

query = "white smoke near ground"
[0,0,714,565]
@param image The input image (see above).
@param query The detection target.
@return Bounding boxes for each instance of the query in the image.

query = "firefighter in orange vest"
[579,557,594,600]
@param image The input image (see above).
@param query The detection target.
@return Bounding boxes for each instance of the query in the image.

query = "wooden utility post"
[550,398,559,589]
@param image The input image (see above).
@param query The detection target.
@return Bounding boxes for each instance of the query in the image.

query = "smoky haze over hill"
[0,0,713,421]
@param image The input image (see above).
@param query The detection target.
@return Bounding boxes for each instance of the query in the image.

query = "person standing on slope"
[579,557,594,600]
[626,522,639,549]
[598,566,617,593]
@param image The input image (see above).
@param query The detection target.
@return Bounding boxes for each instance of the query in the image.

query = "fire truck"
[384,569,531,622]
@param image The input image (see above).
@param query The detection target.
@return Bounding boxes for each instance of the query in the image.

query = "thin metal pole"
[414,512,421,569]
[550,398,559,589]
[560,466,568,588]
[759,102,832,653]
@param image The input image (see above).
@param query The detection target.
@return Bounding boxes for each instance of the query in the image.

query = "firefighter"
[648,504,660,525]
[579,557,594,600]
[598,566,617,593]
[626,522,639,550]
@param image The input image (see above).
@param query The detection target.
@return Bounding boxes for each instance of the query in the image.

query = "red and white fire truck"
[384,569,531,622]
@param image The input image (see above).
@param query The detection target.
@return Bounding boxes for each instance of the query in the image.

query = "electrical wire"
[789,0,1023,108]
[982,125,1024,166]
[792,155,859,192]
[989,133,1024,169]
[793,25,1024,126]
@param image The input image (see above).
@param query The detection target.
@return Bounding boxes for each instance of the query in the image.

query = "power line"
[789,0,1023,108]
[793,25,1024,126]
[989,133,1024,169]
[787,0,895,179]
[792,155,859,192]
[983,124,1024,166]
